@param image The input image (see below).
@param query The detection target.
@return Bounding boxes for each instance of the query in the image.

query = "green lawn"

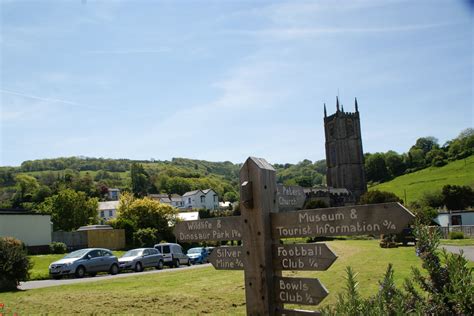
[29,251,126,280]
[370,156,474,204]
[439,239,474,246]
[1,240,426,314]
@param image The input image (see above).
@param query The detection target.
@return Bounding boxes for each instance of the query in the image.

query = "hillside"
[370,155,474,204]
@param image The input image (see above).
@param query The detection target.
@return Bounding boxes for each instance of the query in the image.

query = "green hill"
[370,155,474,204]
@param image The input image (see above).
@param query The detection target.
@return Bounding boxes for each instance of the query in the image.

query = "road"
[19,263,211,290]
[440,245,474,262]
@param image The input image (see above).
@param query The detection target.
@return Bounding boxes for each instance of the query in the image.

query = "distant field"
[370,156,474,204]
[1,240,426,314]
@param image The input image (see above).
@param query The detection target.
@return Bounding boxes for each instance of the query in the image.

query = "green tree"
[131,163,149,197]
[14,174,39,202]
[414,136,439,154]
[223,191,238,203]
[116,195,178,243]
[365,153,390,183]
[39,189,98,231]
[384,151,406,177]
[441,185,474,210]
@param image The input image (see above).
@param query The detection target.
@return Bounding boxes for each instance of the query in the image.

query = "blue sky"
[1,0,472,167]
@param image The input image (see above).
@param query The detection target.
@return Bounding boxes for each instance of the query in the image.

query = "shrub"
[0,237,32,291]
[49,242,67,254]
[449,231,464,240]
[322,224,473,315]
[133,228,158,247]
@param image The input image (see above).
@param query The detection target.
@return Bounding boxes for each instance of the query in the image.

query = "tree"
[359,190,403,205]
[131,163,149,197]
[116,195,178,243]
[441,185,474,210]
[14,174,39,203]
[414,136,439,154]
[365,153,390,183]
[39,189,98,231]
[223,191,238,203]
[384,151,406,177]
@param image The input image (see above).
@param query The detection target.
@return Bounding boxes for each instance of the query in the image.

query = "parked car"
[118,248,164,272]
[205,246,215,255]
[187,247,209,264]
[154,243,190,268]
[49,248,119,279]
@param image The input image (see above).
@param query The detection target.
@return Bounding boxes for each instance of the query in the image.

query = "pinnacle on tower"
[324,103,327,117]
[341,104,344,112]
[336,96,340,112]
[355,97,359,112]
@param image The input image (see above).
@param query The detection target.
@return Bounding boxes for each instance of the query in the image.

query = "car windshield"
[64,249,89,259]
[122,249,142,257]
[187,248,203,254]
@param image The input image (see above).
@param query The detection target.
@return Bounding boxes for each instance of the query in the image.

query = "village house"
[182,189,219,210]
[98,200,120,223]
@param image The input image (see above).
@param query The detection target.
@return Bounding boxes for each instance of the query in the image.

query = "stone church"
[323,97,367,202]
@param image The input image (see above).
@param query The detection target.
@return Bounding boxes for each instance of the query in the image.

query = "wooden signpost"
[277,184,306,212]
[174,157,415,316]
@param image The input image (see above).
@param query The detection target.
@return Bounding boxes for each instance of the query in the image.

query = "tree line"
[364,128,473,184]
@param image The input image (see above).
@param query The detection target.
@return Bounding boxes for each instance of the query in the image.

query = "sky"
[0,0,473,167]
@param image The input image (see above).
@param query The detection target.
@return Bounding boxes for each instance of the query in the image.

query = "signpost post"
[174,156,415,316]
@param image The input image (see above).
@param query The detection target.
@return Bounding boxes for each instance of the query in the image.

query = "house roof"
[98,201,120,210]
[0,208,48,215]
[183,190,202,197]
[171,196,183,201]
[77,225,113,231]
[160,197,172,203]
[148,193,169,199]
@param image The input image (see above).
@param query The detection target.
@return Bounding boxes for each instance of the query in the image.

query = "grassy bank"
[1,240,425,314]
[370,155,474,204]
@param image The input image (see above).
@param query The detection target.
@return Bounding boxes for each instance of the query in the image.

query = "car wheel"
[89,272,97,277]
[135,262,143,272]
[109,264,119,275]
[75,266,86,278]
[156,260,164,270]
[174,259,180,268]
[187,258,191,266]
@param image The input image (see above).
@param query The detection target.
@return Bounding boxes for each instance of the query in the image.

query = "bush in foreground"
[0,237,32,291]
[322,224,473,315]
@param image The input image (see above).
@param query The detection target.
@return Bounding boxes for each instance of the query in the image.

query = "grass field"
[439,238,474,246]
[28,251,126,280]
[1,240,427,314]
[370,156,474,204]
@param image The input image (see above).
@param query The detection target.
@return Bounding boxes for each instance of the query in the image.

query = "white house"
[0,209,52,247]
[149,193,172,205]
[182,189,219,210]
[98,200,120,223]
[433,210,474,226]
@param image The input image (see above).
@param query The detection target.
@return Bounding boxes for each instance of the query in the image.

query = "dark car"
[118,248,164,272]
[49,248,119,279]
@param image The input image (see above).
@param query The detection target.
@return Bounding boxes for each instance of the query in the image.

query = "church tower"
[324,97,367,201]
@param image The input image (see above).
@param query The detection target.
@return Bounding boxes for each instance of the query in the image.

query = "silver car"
[49,248,119,279]
[118,248,164,272]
